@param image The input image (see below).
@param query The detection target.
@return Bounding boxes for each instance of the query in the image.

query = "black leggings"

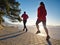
[23,20,27,29]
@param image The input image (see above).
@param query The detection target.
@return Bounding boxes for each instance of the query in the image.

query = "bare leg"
[44,26,49,36]
[36,24,40,31]
[42,21,50,40]
[36,20,41,34]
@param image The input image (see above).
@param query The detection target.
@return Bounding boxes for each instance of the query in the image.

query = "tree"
[0,0,22,29]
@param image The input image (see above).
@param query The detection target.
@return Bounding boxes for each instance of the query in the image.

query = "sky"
[4,0,60,26]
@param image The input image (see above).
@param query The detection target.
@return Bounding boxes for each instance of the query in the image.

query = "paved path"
[0,31,60,45]
[0,26,60,45]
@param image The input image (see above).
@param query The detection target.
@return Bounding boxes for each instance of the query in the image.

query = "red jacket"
[21,13,28,20]
[37,5,47,21]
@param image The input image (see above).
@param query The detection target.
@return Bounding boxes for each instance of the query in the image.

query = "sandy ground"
[27,25,60,40]
[0,26,60,45]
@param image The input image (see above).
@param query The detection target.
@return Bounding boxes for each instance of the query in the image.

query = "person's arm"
[44,9,47,16]
[27,15,29,19]
[43,8,47,17]
[45,9,47,16]
[21,14,23,18]
[37,7,40,17]
[28,15,29,18]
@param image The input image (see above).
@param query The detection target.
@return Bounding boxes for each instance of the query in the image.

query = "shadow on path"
[0,31,22,37]
[46,40,52,45]
[0,31,26,40]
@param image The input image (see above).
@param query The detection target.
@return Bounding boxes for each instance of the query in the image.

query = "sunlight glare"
[37,33,46,37]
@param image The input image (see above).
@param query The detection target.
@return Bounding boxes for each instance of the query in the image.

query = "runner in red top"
[21,11,29,32]
[36,2,50,40]
[37,3,47,21]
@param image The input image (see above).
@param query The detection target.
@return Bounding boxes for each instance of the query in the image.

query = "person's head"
[24,11,26,14]
[40,2,45,6]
